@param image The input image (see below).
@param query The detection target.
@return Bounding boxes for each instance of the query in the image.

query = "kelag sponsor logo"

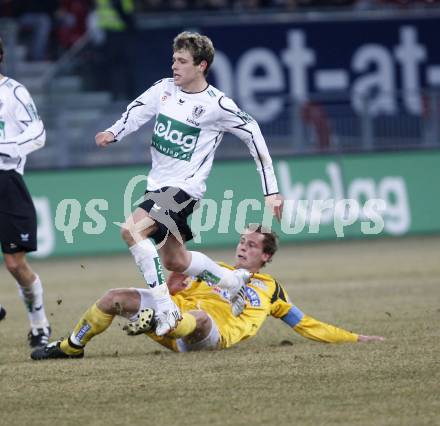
[26,151,438,257]
[277,161,411,236]
[152,113,200,161]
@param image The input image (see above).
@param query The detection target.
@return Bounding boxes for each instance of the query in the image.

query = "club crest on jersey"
[192,105,205,119]
[250,279,267,291]
[152,113,200,161]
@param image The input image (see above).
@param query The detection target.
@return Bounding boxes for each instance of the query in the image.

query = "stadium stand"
[1,1,439,169]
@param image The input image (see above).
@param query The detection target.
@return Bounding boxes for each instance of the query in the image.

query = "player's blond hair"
[173,32,215,76]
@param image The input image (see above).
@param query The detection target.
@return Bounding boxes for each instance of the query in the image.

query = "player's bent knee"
[190,310,212,336]
[3,253,26,275]
[97,290,116,312]
[99,289,127,313]
[179,311,219,351]
[120,226,135,245]
[99,288,141,317]
[162,256,187,272]
[120,222,157,245]
[197,313,212,334]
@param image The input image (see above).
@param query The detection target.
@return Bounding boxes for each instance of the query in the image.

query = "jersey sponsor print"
[152,113,200,161]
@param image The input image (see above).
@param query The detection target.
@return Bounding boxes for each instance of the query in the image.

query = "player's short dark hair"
[173,32,215,76]
[245,224,279,266]
[0,37,4,64]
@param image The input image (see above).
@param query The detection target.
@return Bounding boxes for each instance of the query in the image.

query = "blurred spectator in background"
[270,0,298,10]
[93,0,137,100]
[2,0,439,70]
[301,101,332,151]
[13,0,58,61]
[56,0,92,53]
[2,0,440,20]
[202,0,233,9]
[378,0,440,7]
[0,0,14,17]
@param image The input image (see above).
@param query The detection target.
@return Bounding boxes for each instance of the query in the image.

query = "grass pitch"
[0,236,439,426]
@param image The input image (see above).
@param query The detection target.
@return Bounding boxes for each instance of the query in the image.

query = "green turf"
[1,236,439,426]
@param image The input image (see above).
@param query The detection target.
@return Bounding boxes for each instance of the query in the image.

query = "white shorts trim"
[131,288,221,352]
[129,288,155,321]
[176,314,221,352]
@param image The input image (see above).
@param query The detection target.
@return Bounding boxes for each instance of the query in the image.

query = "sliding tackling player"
[31,225,383,360]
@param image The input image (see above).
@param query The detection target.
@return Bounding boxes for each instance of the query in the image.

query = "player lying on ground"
[31,226,383,360]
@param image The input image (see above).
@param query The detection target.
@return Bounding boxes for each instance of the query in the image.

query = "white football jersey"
[0,76,46,174]
[107,78,279,199]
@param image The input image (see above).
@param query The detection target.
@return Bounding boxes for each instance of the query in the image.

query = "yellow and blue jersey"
[169,263,358,349]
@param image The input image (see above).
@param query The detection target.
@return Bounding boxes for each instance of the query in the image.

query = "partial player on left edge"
[0,36,51,349]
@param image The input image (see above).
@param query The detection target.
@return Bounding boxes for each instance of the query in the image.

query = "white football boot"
[124,308,156,335]
[151,292,181,336]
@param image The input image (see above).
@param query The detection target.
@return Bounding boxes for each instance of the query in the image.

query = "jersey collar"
[180,83,210,95]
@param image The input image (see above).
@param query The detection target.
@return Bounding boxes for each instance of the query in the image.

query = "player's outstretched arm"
[100,80,163,144]
[218,96,280,214]
[280,307,384,343]
[358,334,385,342]
[297,317,386,343]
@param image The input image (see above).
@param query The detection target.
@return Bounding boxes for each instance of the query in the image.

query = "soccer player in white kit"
[0,37,51,348]
[95,32,283,338]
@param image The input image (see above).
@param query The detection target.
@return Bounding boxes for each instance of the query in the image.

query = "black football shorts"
[138,186,198,245]
[0,170,37,253]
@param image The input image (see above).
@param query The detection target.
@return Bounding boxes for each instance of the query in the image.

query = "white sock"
[17,275,50,329]
[183,251,235,289]
[129,239,168,297]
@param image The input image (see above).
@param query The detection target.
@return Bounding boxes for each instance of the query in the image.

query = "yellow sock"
[60,303,114,355]
[145,332,179,352]
[168,313,197,339]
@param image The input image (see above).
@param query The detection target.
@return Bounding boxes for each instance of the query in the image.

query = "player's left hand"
[358,335,385,342]
[95,131,115,147]
[265,193,284,222]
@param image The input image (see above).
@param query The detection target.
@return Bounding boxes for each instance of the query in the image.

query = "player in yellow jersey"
[31,226,384,360]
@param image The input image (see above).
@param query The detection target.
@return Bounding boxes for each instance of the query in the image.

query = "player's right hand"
[265,193,284,222]
[95,131,115,147]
